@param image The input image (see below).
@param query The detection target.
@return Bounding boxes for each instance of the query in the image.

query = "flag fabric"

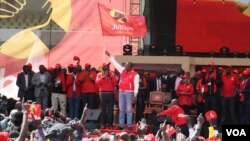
[98,3,147,37]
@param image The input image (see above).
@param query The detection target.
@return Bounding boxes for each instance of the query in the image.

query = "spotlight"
[163,48,168,56]
[233,51,238,58]
[210,50,215,57]
[123,44,132,55]
[220,46,229,57]
[175,45,183,55]
[149,44,157,56]
[245,52,250,58]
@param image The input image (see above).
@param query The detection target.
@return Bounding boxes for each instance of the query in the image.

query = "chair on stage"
[144,91,165,117]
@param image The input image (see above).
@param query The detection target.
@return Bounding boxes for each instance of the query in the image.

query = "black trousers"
[136,90,147,123]
[221,97,238,124]
[204,93,218,112]
[81,92,99,109]
[100,92,114,126]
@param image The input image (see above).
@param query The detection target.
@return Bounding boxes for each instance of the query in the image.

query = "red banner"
[98,3,147,37]
[176,0,250,52]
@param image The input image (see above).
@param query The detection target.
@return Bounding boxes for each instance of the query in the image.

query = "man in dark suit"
[16,65,34,101]
[150,71,163,92]
[32,65,51,110]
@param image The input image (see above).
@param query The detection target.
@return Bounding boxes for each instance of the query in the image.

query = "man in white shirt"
[105,50,139,130]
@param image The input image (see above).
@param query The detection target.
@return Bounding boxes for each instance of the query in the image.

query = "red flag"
[98,3,147,37]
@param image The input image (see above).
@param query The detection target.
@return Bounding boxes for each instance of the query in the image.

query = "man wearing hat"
[221,66,238,124]
[78,63,99,109]
[176,74,194,115]
[66,66,81,119]
[96,63,117,129]
[51,63,67,115]
[201,62,219,114]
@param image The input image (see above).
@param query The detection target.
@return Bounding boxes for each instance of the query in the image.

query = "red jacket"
[66,73,81,98]
[119,70,137,92]
[196,79,204,103]
[222,74,238,97]
[160,105,186,126]
[96,71,117,92]
[239,78,249,102]
[78,70,98,93]
[176,82,194,106]
[203,72,217,94]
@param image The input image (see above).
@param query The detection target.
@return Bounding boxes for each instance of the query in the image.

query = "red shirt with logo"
[222,74,238,97]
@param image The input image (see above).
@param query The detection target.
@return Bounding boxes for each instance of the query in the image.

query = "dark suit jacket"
[16,72,34,98]
[150,76,163,91]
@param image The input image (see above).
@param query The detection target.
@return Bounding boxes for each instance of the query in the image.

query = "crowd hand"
[59,113,67,123]
[0,0,52,30]
[80,103,88,124]
[105,50,111,57]
[137,118,147,134]
[197,113,205,125]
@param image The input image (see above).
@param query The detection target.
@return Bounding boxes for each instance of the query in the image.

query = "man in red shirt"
[157,99,189,137]
[221,66,239,124]
[66,66,81,119]
[96,63,117,129]
[78,63,99,109]
[176,74,194,115]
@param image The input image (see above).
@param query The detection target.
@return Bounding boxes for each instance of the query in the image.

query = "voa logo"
[226,129,246,136]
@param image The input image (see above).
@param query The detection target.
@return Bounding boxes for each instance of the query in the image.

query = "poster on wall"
[0,0,128,99]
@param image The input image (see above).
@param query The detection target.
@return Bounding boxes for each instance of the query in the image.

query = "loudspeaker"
[123,44,132,55]
[85,109,102,131]
[86,109,101,122]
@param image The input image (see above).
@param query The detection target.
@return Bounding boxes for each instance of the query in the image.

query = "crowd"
[0,50,249,141]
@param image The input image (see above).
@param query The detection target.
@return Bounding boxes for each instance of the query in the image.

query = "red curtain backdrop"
[176,0,250,53]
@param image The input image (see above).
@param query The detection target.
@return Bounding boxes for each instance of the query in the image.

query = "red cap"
[233,69,238,74]
[202,69,207,73]
[67,64,74,68]
[102,62,111,69]
[205,110,217,121]
[196,71,202,76]
[218,67,224,70]
[0,132,10,141]
[182,74,189,79]
[85,63,91,68]
[243,70,249,75]
[26,63,32,69]
[208,61,215,66]
[73,56,80,61]
[55,64,61,69]
[246,68,250,74]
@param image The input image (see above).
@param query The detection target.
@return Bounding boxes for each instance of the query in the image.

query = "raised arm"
[105,50,124,73]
